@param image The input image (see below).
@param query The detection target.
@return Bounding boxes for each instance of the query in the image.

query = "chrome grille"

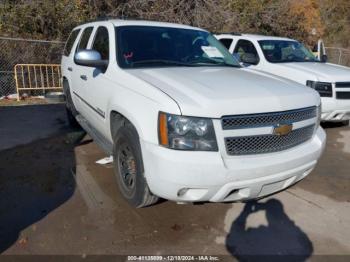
[222,107,316,130]
[225,125,315,155]
[335,82,350,88]
[336,92,350,99]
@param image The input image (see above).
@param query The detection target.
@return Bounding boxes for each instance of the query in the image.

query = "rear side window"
[63,29,80,56]
[92,26,110,60]
[76,27,93,51]
[219,38,233,50]
[234,39,260,65]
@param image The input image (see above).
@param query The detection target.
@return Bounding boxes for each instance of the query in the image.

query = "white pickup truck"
[216,33,350,122]
[61,20,325,207]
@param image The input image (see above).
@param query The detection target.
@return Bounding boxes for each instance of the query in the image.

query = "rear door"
[218,38,234,52]
[70,26,94,118]
[61,28,81,110]
[233,39,260,68]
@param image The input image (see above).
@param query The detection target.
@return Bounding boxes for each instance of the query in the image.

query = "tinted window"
[219,38,233,50]
[116,26,240,69]
[234,39,259,64]
[92,26,109,60]
[258,40,318,63]
[76,27,93,51]
[64,29,80,56]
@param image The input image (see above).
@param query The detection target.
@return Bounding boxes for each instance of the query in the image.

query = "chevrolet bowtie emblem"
[273,124,293,136]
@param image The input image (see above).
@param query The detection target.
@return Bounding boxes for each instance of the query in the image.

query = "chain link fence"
[326,47,350,67]
[0,36,350,99]
[0,37,65,98]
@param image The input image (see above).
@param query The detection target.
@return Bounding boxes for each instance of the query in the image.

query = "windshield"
[258,40,319,63]
[116,26,240,69]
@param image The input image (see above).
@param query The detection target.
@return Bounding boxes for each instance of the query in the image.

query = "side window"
[219,38,233,50]
[76,27,93,52]
[92,26,110,60]
[234,39,260,65]
[63,29,80,56]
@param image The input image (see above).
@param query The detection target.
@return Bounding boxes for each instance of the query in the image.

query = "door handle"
[80,75,87,81]
[68,67,73,72]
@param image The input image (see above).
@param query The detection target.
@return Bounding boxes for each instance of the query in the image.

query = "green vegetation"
[0,0,348,48]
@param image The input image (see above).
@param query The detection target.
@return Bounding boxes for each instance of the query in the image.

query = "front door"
[70,26,94,118]
[79,25,112,138]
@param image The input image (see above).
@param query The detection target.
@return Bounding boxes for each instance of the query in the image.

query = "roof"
[74,19,206,32]
[216,33,295,42]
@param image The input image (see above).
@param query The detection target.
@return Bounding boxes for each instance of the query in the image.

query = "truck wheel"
[64,84,79,128]
[113,122,158,208]
[66,107,79,128]
[342,120,349,126]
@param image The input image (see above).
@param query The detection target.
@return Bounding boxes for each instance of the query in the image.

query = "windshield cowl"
[270,59,320,64]
[129,58,241,69]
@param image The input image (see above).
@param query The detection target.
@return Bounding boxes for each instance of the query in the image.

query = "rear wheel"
[63,82,79,128]
[66,106,79,127]
[113,122,158,208]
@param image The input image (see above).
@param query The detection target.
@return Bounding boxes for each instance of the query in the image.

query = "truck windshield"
[116,26,240,69]
[258,40,319,63]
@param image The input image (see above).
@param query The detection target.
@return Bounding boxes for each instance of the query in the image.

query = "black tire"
[64,83,79,128]
[66,106,79,128]
[342,120,349,126]
[113,122,158,208]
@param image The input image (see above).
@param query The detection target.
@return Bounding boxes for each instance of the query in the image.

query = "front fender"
[106,87,180,145]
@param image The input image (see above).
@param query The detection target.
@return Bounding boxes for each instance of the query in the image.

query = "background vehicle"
[312,39,326,60]
[62,20,325,208]
[216,33,350,122]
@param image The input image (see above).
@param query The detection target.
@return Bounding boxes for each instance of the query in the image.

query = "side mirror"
[74,50,108,69]
[320,54,328,63]
[241,53,259,65]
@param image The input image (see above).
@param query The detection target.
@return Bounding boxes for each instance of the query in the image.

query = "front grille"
[222,107,316,130]
[225,125,315,155]
[336,92,350,99]
[336,82,350,88]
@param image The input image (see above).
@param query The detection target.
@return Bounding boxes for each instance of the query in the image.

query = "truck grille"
[335,82,350,88]
[222,107,316,130]
[336,92,350,99]
[225,125,315,155]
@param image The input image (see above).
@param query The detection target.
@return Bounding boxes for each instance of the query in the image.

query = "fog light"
[177,188,189,197]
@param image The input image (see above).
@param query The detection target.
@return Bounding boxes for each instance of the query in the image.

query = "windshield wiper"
[280,58,320,63]
[297,60,320,63]
[131,59,240,68]
[132,59,195,67]
[189,59,241,68]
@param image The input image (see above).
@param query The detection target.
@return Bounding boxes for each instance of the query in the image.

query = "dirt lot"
[0,98,49,107]
[0,104,349,260]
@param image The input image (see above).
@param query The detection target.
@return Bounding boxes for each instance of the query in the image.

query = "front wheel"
[113,122,158,208]
[342,120,349,126]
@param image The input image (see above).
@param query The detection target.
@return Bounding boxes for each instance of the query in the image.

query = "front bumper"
[322,110,350,121]
[141,127,326,202]
[321,97,350,121]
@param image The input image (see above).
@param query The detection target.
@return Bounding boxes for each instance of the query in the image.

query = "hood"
[127,67,320,118]
[269,62,350,83]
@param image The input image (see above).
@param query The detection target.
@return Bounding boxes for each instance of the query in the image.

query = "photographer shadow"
[225,199,313,262]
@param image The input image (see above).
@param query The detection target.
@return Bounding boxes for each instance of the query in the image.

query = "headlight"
[306,81,332,97]
[158,112,218,151]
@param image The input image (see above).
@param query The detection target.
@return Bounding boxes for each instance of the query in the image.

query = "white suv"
[61,20,326,207]
[215,33,350,122]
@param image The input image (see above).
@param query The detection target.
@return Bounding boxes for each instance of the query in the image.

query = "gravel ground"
[0,104,349,261]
